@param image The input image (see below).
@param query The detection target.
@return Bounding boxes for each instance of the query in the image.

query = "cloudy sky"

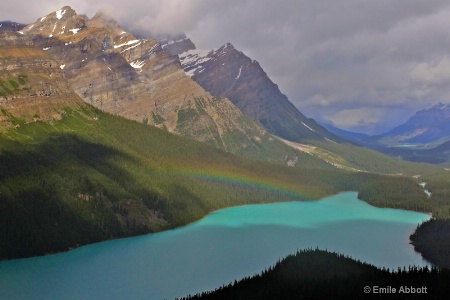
[2,0,450,134]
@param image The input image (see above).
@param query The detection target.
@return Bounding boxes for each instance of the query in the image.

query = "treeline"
[179,249,450,300]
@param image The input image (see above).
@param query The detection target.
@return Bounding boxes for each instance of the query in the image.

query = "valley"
[1,4,450,299]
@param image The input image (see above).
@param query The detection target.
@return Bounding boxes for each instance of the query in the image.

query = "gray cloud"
[2,0,450,134]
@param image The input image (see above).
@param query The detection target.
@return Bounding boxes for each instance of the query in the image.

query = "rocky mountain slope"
[160,33,196,56]
[3,6,326,166]
[0,44,83,128]
[179,43,344,143]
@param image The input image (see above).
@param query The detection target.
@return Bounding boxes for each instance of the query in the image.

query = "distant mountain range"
[379,102,450,145]
[323,103,450,164]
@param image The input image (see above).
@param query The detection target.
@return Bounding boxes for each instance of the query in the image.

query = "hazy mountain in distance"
[378,102,450,145]
[322,103,450,164]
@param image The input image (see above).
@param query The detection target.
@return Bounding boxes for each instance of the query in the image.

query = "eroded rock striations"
[12,7,288,154]
[0,44,83,127]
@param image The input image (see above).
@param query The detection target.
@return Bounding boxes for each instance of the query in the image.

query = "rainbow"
[168,167,312,202]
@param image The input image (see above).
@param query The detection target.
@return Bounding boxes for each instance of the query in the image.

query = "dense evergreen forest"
[179,249,450,300]
[410,219,450,269]
[0,105,449,265]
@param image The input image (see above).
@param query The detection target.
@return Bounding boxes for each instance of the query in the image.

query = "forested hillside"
[180,249,450,300]
[1,105,447,259]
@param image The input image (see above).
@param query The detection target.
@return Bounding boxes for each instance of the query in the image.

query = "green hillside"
[1,104,446,259]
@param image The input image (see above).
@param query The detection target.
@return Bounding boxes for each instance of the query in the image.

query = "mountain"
[378,102,450,145]
[7,6,427,173]
[320,103,450,165]
[7,6,330,167]
[177,42,449,173]
[0,44,83,127]
[0,21,26,32]
[178,43,344,143]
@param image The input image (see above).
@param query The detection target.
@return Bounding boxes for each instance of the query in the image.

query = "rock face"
[0,7,311,165]
[13,8,270,150]
[179,43,343,143]
[379,103,450,144]
[0,44,83,128]
[160,33,196,56]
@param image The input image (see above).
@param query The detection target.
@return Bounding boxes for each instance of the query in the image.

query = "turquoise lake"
[0,192,431,299]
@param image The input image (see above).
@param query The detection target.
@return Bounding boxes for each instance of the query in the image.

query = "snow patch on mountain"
[121,41,143,52]
[130,60,145,69]
[114,39,140,49]
[302,122,316,132]
[179,44,234,77]
[236,65,243,79]
[68,28,81,34]
[56,9,66,20]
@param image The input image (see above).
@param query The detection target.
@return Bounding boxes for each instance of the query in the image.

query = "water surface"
[0,192,430,299]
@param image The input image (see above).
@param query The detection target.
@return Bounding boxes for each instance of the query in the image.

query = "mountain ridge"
[178,42,345,144]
